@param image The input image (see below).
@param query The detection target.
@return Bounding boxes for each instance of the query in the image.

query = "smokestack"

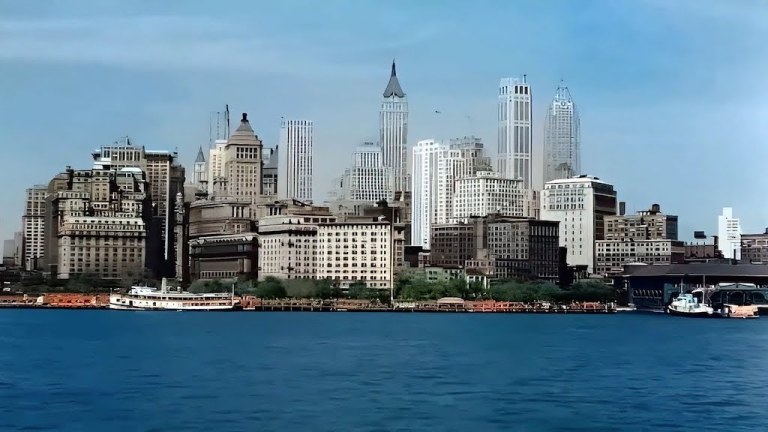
[619,201,626,216]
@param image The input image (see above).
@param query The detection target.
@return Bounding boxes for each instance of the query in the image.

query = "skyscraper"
[91,140,185,276]
[278,118,313,202]
[543,84,580,183]
[380,60,408,196]
[497,77,534,190]
[224,113,263,203]
[21,184,48,270]
[718,207,741,260]
[411,139,488,249]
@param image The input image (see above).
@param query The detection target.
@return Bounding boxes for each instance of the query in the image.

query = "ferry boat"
[666,293,714,318]
[109,279,235,311]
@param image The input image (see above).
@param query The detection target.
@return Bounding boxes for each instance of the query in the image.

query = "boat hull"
[109,303,234,311]
[666,306,715,318]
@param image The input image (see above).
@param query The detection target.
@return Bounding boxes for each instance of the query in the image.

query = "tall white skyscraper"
[718,207,741,260]
[380,61,408,195]
[497,77,534,190]
[411,139,487,249]
[278,118,313,202]
[544,84,580,183]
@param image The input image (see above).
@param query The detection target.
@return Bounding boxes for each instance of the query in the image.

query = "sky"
[1,0,767,244]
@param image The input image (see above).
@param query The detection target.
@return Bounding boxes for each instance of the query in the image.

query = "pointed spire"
[383,60,406,98]
[195,145,206,163]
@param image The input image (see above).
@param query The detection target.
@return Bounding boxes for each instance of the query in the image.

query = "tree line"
[189,276,615,303]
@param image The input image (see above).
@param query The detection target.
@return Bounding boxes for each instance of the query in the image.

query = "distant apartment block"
[258,211,335,281]
[429,215,560,281]
[741,229,768,263]
[317,219,404,290]
[452,171,524,222]
[595,204,684,276]
[22,184,48,270]
[540,175,618,273]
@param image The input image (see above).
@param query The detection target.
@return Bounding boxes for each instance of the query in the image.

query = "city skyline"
[1,1,767,243]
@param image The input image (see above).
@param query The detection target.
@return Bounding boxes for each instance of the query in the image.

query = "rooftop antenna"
[225,104,231,139]
[523,74,527,84]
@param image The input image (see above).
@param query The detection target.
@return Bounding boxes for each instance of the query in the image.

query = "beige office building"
[224,113,264,204]
[317,220,400,289]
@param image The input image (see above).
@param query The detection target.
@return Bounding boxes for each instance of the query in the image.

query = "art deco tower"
[380,60,408,195]
[497,77,533,190]
[543,83,580,183]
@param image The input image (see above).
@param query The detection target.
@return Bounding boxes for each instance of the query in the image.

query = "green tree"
[314,279,334,300]
[348,281,369,299]
[256,277,287,299]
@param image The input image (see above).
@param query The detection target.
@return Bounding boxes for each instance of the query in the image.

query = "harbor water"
[0,310,765,431]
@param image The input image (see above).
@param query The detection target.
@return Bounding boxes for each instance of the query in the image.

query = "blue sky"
[1,0,767,243]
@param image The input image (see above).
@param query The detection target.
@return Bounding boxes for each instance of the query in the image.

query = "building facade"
[594,204,683,276]
[262,147,279,196]
[22,185,49,270]
[718,207,741,260]
[741,229,768,263]
[46,167,152,280]
[487,218,560,281]
[91,140,185,277]
[278,119,313,202]
[498,77,534,190]
[342,142,393,202]
[540,175,618,273]
[185,197,257,281]
[411,139,490,249]
[224,113,264,204]
[207,139,227,196]
[257,212,334,280]
[543,84,580,183]
[452,171,525,222]
[380,61,408,195]
[317,220,399,290]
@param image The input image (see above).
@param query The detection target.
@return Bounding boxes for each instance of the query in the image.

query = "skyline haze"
[1,0,767,242]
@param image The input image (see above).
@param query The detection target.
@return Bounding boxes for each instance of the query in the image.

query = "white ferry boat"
[109,279,235,311]
[667,293,714,318]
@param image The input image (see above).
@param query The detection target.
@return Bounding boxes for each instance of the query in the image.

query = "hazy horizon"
[1,0,767,243]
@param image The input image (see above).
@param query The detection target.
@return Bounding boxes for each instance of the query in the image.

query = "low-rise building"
[487,217,560,281]
[742,229,768,263]
[257,212,336,280]
[595,204,683,276]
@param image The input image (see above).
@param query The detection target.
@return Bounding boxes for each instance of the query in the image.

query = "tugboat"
[667,293,714,318]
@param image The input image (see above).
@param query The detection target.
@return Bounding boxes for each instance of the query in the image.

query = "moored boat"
[109,278,235,311]
[666,293,714,317]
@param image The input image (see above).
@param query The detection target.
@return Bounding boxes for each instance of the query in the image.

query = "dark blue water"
[1,310,765,431]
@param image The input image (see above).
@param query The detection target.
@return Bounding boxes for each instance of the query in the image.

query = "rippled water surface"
[1,310,766,431]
